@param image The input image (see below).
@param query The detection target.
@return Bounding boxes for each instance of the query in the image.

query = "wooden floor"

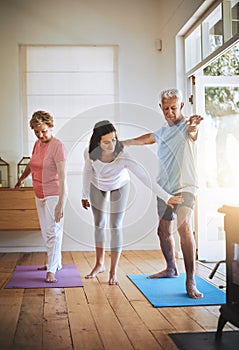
[0,250,233,350]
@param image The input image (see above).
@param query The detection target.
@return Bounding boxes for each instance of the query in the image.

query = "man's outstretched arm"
[122,132,156,146]
[186,115,203,141]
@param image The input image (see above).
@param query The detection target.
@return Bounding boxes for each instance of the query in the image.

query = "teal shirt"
[153,117,198,195]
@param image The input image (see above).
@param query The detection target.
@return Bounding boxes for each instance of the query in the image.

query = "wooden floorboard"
[0,250,232,350]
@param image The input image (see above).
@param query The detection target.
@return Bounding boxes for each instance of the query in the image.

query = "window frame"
[184,0,239,77]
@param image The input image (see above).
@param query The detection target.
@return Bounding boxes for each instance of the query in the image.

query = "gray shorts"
[157,192,195,221]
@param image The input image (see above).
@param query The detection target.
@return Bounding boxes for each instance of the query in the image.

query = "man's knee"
[157,218,172,238]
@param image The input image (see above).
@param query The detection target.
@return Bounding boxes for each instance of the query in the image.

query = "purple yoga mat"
[5,264,83,289]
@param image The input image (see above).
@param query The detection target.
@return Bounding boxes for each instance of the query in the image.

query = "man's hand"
[186,115,203,140]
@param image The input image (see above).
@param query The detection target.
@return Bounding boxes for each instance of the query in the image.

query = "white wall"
[0,0,205,252]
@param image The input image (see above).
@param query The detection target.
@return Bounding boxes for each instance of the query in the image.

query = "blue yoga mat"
[127,273,226,307]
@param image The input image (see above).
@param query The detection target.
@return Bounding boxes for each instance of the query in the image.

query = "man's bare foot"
[186,281,203,299]
[45,272,57,283]
[147,268,179,279]
[109,273,119,285]
[37,265,47,271]
[85,264,106,279]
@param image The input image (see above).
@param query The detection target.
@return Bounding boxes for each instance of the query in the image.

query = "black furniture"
[216,205,239,339]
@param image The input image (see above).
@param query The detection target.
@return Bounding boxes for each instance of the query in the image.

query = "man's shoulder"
[154,123,167,135]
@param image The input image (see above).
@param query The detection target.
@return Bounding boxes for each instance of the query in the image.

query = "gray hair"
[160,88,182,103]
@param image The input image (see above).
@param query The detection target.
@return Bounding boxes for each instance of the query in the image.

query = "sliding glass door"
[193,75,239,261]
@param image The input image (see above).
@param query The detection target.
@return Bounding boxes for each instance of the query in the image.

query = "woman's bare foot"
[147,268,179,279]
[37,265,47,271]
[109,273,119,285]
[45,272,57,283]
[85,264,106,279]
[186,281,203,299]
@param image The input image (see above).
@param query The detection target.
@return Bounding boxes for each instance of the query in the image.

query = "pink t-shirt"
[29,138,67,199]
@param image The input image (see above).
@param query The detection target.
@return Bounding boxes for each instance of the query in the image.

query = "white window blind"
[21,45,118,166]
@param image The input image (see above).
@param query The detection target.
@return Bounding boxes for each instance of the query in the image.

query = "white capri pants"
[90,183,129,252]
[35,196,64,274]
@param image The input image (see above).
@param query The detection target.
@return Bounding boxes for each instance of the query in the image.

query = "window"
[232,0,239,36]
[202,4,223,58]
[181,0,239,261]
[20,45,118,162]
[185,25,202,72]
[184,0,239,74]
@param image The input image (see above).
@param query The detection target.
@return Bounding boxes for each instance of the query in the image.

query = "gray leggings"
[90,183,129,252]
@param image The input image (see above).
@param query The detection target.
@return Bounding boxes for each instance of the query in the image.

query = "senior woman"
[15,110,67,283]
